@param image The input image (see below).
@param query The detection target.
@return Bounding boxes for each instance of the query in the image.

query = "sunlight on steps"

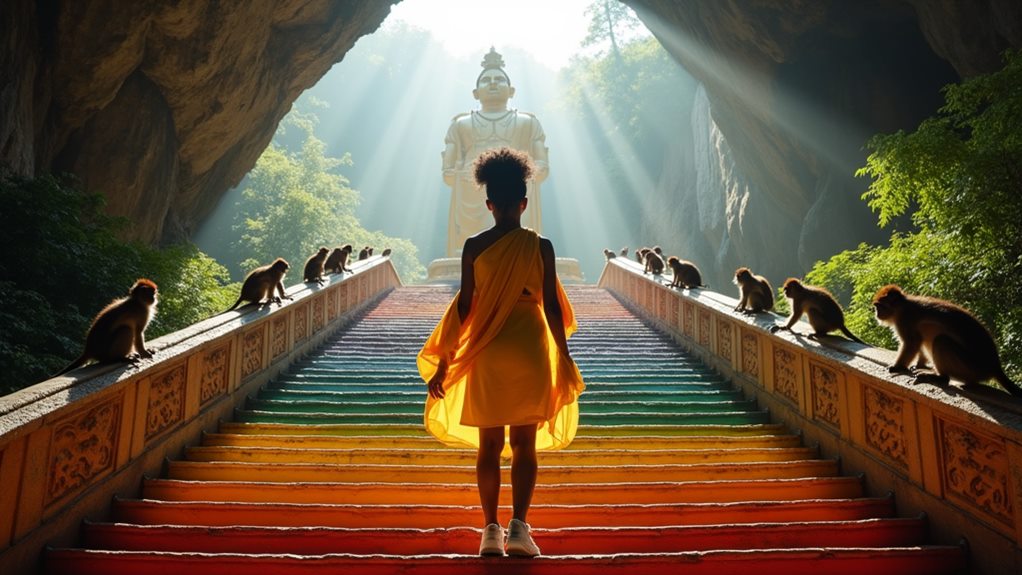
[44,286,966,575]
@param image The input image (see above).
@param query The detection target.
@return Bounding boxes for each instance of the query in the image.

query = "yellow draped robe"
[418,228,585,451]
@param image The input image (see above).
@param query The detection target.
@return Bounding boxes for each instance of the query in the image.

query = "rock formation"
[1,0,397,242]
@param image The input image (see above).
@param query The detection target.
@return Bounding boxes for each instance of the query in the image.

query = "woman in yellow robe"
[418,147,584,557]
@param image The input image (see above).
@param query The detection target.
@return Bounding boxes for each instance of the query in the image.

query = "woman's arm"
[428,240,475,399]
[540,238,571,358]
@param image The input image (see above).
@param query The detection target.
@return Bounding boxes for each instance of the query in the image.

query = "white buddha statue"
[442,48,549,256]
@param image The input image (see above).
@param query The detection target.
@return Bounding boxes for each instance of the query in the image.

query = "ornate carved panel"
[312,295,325,333]
[863,385,907,468]
[938,418,1013,525]
[294,304,309,342]
[683,302,695,338]
[716,319,733,364]
[199,344,230,406]
[809,361,841,429]
[271,316,289,361]
[773,345,800,405]
[339,283,349,312]
[326,288,337,320]
[670,296,680,330]
[241,325,265,379]
[46,396,122,506]
[741,330,759,378]
[146,363,186,440]
[698,309,711,348]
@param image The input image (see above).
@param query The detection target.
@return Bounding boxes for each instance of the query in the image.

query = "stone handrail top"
[0,255,393,434]
[604,257,1022,429]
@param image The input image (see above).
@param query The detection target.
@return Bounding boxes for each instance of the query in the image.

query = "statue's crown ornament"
[481,47,505,71]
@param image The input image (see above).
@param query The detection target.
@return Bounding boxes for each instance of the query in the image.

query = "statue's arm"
[530,118,550,184]
[442,117,463,187]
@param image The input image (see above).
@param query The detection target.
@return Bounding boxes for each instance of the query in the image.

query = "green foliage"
[230,108,425,283]
[0,172,237,396]
[582,0,641,58]
[561,34,696,188]
[808,51,1022,381]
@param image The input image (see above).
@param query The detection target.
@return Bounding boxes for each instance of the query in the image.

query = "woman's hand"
[428,361,448,399]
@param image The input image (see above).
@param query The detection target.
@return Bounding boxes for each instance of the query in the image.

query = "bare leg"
[509,424,538,522]
[477,427,505,526]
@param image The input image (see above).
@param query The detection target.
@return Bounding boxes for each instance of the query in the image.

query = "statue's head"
[473,47,514,104]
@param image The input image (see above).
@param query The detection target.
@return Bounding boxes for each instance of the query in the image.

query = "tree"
[583,0,642,61]
[0,172,237,395]
[230,107,425,283]
[806,50,1022,382]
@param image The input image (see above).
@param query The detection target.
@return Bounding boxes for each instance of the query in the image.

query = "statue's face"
[474,69,514,104]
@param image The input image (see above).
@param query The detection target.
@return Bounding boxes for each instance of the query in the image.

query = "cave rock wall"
[1,0,396,242]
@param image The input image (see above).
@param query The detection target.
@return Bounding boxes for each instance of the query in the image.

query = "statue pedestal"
[425,257,585,284]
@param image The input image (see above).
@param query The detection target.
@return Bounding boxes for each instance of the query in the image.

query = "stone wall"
[600,258,1022,575]
[0,257,402,575]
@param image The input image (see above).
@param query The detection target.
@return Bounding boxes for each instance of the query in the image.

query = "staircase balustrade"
[600,257,1022,573]
[0,256,401,575]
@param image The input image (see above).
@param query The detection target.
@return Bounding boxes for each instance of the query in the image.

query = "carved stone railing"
[0,256,401,574]
[599,258,1022,574]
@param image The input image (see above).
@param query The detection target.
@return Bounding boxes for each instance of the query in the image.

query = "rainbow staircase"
[45,286,966,574]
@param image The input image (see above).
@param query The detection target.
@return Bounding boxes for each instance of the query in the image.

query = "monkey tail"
[55,355,88,377]
[995,370,1022,398]
[840,326,866,345]
[225,296,246,313]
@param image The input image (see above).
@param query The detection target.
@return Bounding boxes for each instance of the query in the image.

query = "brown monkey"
[667,256,705,289]
[652,245,663,258]
[381,248,392,257]
[635,247,648,263]
[603,248,616,260]
[733,267,773,313]
[872,285,1022,396]
[368,247,374,256]
[303,247,330,285]
[325,245,354,274]
[643,250,665,275]
[771,278,864,343]
[358,246,370,261]
[227,258,292,311]
[620,247,628,258]
[56,279,158,375]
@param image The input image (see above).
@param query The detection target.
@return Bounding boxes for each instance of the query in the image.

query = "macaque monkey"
[771,278,864,343]
[620,247,628,258]
[227,258,292,311]
[303,247,330,285]
[733,267,773,313]
[872,285,1022,396]
[368,247,374,256]
[603,248,617,260]
[325,245,354,274]
[643,250,665,275]
[381,248,392,257]
[667,257,705,289]
[652,246,663,258]
[635,247,648,263]
[358,246,370,261]
[56,279,158,375]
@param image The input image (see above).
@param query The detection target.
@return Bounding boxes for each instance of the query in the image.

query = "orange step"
[45,546,968,575]
[82,517,927,554]
[141,476,864,505]
[111,497,896,529]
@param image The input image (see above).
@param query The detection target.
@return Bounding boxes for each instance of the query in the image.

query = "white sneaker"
[505,518,541,557]
[479,523,505,556]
